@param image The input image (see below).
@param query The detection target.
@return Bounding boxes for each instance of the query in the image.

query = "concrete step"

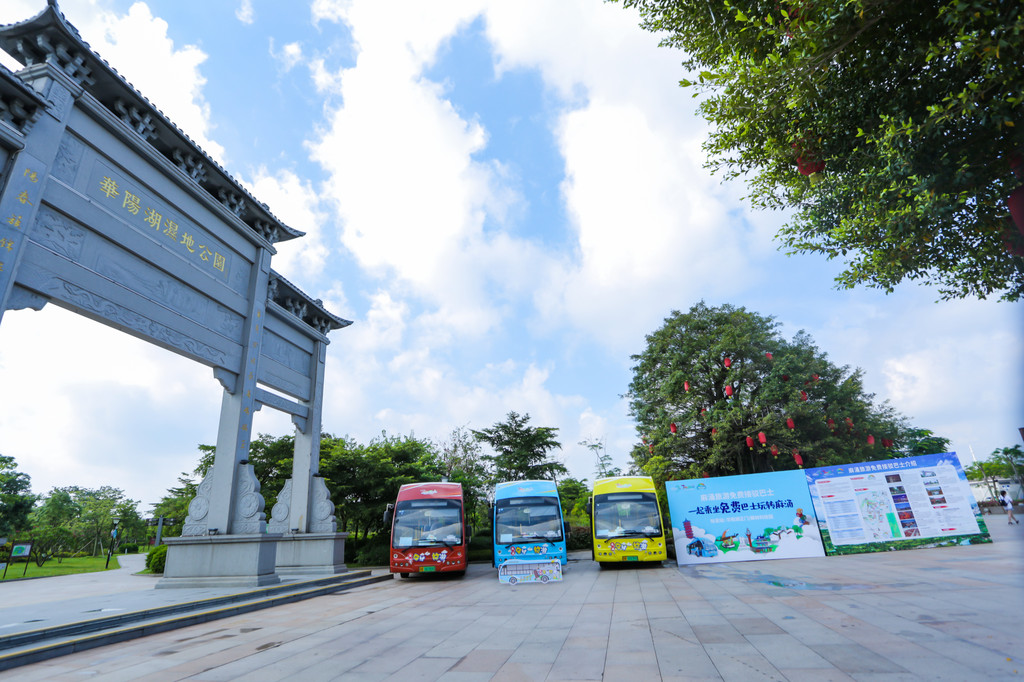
[0,570,393,671]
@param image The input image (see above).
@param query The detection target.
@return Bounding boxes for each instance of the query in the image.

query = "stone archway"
[0,3,350,586]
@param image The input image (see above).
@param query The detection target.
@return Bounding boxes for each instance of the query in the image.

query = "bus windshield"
[392,498,463,547]
[495,496,563,543]
[593,492,662,538]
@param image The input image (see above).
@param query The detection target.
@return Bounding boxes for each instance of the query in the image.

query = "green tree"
[899,428,952,458]
[149,473,197,540]
[320,432,435,539]
[195,433,295,509]
[472,411,568,483]
[579,437,622,479]
[0,455,35,536]
[430,426,490,530]
[556,477,591,523]
[28,488,79,560]
[627,302,921,479]
[616,0,1024,301]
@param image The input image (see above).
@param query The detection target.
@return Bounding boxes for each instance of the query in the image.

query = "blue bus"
[492,480,568,570]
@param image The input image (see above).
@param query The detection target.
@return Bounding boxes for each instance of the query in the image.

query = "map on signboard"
[858,489,898,540]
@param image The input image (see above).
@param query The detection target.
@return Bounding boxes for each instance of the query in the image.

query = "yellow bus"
[590,476,668,564]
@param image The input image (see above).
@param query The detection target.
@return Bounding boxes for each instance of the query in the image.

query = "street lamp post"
[105,517,120,570]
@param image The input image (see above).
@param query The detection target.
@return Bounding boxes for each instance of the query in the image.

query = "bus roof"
[396,481,463,501]
[494,480,558,499]
[592,476,656,495]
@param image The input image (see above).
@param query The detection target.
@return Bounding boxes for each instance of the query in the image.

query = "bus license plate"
[625,556,638,561]
[419,566,436,572]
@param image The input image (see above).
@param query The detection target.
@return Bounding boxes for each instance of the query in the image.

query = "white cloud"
[240,167,331,285]
[236,0,255,25]
[272,40,303,72]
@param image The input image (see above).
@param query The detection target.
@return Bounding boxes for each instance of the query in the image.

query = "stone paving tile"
[702,641,785,681]
[448,648,515,673]
[546,645,606,680]
[744,632,835,669]
[489,661,552,681]
[691,623,747,644]
[774,667,856,681]
[383,656,460,681]
[726,616,786,635]
[602,663,662,681]
[807,642,908,674]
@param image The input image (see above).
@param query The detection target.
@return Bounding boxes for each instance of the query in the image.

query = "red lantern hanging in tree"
[725,385,734,397]
[800,390,808,401]
[826,417,835,429]
[758,432,767,445]
[765,352,773,361]
[771,444,779,456]
[684,380,690,392]
[812,374,819,382]
[792,448,803,466]
[701,407,707,415]
[786,417,795,430]
[670,422,677,435]
[867,434,875,445]
[723,357,732,368]
[845,417,854,428]
[703,471,710,478]
[711,427,718,436]
[746,436,755,449]
[782,374,790,382]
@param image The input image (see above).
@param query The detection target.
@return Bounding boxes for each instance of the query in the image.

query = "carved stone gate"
[0,2,350,587]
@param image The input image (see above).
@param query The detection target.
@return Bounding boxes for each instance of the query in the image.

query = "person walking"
[999,490,1019,524]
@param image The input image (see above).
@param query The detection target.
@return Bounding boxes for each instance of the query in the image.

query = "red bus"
[384,482,469,578]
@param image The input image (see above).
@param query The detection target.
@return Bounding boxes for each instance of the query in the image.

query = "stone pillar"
[0,63,80,324]
[182,249,273,536]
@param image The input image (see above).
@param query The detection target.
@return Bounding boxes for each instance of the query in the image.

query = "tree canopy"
[627,301,924,481]
[473,411,568,483]
[616,0,1024,301]
[0,455,35,536]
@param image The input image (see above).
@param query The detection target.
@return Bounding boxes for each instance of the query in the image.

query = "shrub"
[567,526,592,551]
[120,543,139,554]
[146,544,168,573]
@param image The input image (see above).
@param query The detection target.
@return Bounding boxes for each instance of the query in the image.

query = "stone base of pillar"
[156,533,282,589]
[275,532,350,577]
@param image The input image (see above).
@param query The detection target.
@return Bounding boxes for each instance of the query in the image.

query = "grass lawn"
[0,554,135,581]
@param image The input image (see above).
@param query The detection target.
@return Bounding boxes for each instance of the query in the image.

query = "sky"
[0,0,1021,512]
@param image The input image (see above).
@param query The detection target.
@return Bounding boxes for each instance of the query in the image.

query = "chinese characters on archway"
[96,171,229,276]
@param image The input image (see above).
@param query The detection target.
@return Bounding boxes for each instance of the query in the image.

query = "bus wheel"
[508,576,518,585]
[451,570,465,578]
[399,572,410,579]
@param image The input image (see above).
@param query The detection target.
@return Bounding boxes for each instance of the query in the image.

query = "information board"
[665,471,825,566]
[805,452,990,555]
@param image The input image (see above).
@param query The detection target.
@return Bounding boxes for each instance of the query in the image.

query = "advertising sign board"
[805,452,990,555]
[665,471,825,566]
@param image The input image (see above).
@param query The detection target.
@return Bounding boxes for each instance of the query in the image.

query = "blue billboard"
[665,471,825,566]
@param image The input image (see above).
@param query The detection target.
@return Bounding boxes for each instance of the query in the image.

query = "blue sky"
[0,0,1021,511]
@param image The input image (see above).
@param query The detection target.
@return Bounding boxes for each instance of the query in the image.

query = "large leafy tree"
[30,486,139,558]
[430,426,490,529]
[320,432,435,539]
[0,455,35,536]
[627,302,920,481]
[472,411,568,483]
[616,0,1024,301]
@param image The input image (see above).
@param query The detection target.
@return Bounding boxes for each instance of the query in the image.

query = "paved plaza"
[1,517,1022,681]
